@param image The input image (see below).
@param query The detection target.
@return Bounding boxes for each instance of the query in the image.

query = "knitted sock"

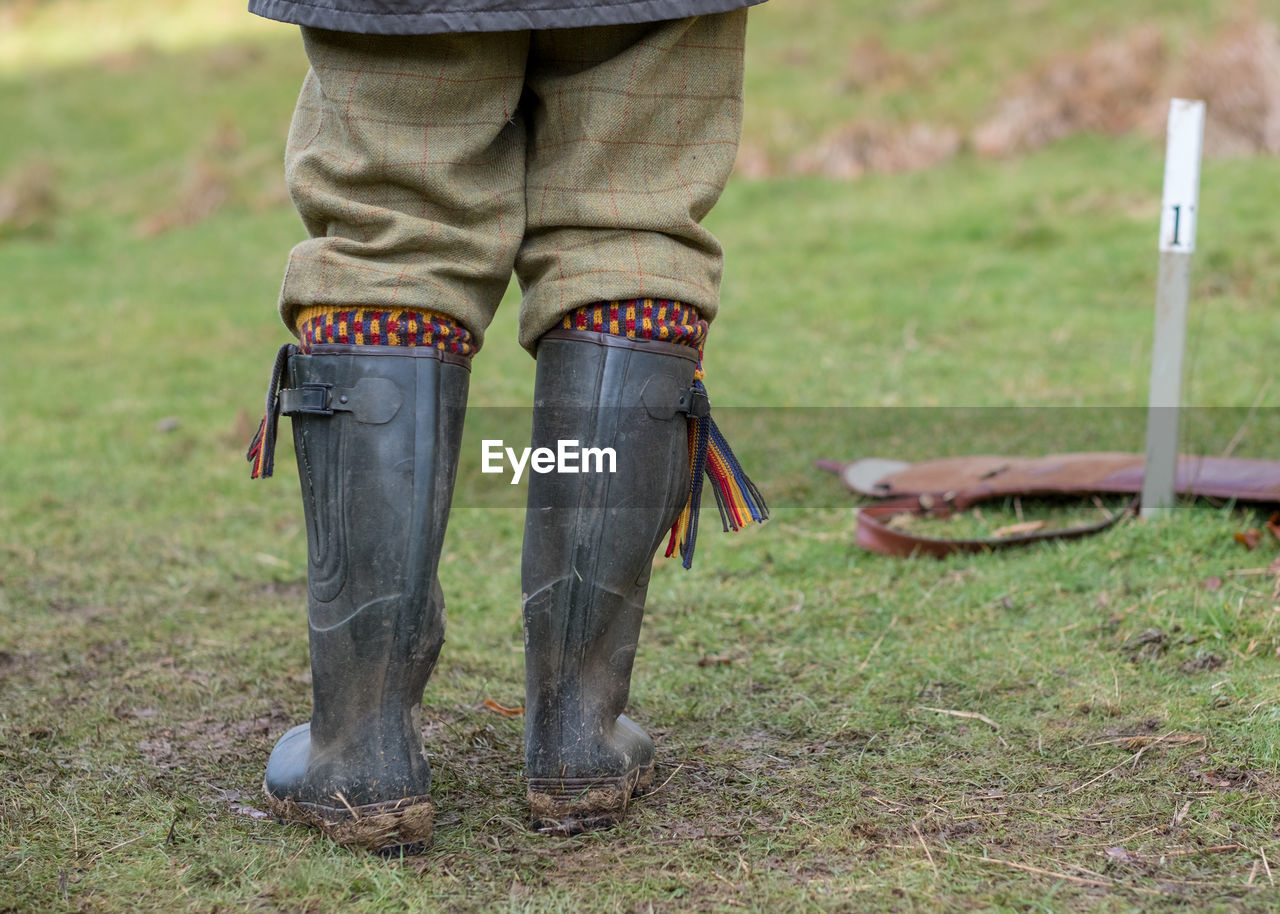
[561,299,706,368]
[562,300,766,568]
[295,306,476,356]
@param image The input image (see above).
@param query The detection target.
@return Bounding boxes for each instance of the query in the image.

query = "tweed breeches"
[278,12,747,354]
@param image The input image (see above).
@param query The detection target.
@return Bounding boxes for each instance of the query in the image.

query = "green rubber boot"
[261,344,468,852]
[521,329,698,834]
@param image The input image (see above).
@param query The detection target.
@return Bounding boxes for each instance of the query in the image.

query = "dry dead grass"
[0,158,58,238]
[775,8,1280,180]
[977,10,1280,160]
[1177,16,1280,156]
[792,121,962,180]
[136,121,243,237]
[0,0,38,31]
[974,27,1169,159]
[841,35,937,94]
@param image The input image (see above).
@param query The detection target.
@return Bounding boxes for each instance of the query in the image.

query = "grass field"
[3,1,1280,911]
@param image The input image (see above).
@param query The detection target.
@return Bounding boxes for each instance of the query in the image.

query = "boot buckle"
[677,386,710,418]
[279,383,335,416]
[278,377,403,424]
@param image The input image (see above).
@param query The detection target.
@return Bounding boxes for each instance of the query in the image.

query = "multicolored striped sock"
[563,300,767,569]
[295,307,475,356]
[561,299,707,365]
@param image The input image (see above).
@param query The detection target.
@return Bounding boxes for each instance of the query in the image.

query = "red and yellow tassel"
[246,343,296,479]
[564,300,766,569]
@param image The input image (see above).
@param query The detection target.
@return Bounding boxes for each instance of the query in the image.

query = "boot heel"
[527,761,654,834]
[263,786,435,853]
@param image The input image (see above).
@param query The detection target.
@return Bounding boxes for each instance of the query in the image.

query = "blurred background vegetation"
[3,2,1280,911]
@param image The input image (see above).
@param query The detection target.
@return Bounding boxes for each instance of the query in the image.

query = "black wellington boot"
[521,329,698,833]
[261,344,468,852]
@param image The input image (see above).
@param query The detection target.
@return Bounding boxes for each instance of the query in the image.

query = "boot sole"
[527,762,655,835]
[263,784,434,853]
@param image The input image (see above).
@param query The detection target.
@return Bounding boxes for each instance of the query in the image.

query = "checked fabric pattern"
[278,13,746,354]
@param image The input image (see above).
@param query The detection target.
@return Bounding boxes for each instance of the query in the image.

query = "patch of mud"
[1100,718,1166,740]
[136,158,230,238]
[1179,651,1224,673]
[251,579,307,603]
[0,650,29,680]
[138,708,296,769]
[1182,763,1274,793]
[1122,627,1167,661]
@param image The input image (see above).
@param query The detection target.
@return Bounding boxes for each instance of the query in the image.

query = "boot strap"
[247,343,297,480]
[278,377,402,425]
[248,345,445,479]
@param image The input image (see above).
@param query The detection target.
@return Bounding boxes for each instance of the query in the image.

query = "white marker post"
[1141,99,1205,519]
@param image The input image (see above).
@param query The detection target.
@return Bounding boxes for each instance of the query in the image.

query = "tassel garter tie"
[665,379,768,569]
[246,343,297,480]
[562,299,767,569]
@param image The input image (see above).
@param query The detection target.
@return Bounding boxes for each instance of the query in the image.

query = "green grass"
[4,2,1280,912]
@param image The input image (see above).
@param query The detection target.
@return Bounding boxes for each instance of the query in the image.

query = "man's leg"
[256,27,528,852]
[280,26,530,347]
[514,12,747,350]
[513,12,749,832]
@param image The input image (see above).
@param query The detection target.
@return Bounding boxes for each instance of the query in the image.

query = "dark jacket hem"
[248,0,764,34]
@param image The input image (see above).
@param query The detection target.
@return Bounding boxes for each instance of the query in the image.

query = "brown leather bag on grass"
[817,453,1280,558]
